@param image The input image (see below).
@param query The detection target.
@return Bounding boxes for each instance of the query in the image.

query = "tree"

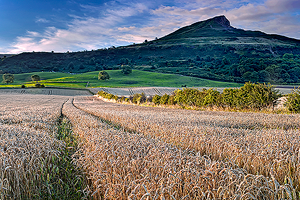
[31,74,40,82]
[121,65,132,75]
[68,62,74,70]
[98,71,110,80]
[285,87,300,113]
[2,73,14,84]
[89,57,95,65]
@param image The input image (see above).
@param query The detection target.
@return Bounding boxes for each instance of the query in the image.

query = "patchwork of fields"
[1,91,299,199]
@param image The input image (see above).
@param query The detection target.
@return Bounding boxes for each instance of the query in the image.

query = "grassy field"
[0,70,242,88]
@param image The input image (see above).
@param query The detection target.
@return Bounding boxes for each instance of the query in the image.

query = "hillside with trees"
[1,15,300,84]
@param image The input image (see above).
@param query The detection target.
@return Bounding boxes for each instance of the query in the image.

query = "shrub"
[113,95,119,101]
[21,85,26,88]
[121,65,132,75]
[137,93,146,104]
[35,83,45,88]
[120,96,125,102]
[221,88,239,108]
[160,94,169,105]
[236,82,279,110]
[285,87,300,113]
[105,93,114,99]
[202,89,221,107]
[98,71,110,80]
[31,74,40,82]
[132,93,146,104]
[147,96,153,103]
[152,95,161,105]
[132,94,140,104]
[168,95,176,105]
[2,73,14,84]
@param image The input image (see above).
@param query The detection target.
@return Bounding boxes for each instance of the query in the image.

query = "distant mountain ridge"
[1,15,300,85]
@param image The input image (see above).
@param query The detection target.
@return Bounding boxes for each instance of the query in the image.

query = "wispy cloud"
[3,0,300,54]
[35,18,50,23]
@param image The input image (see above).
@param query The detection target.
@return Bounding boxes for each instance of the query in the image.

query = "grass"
[39,117,88,199]
[0,70,242,88]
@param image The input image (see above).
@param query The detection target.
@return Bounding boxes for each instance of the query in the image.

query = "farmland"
[0,70,242,88]
[1,92,300,199]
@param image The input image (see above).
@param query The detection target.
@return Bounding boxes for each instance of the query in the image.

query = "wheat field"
[1,93,299,199]
[0,94,69,199]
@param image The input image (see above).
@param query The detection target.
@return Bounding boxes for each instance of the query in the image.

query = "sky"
[0,0,299,54]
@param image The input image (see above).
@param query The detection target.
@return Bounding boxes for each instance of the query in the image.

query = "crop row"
[0,94,67,199]
[64,98,293,199]
[74,96,300,194]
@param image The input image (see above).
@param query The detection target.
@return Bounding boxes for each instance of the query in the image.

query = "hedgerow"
[97,82,285,112]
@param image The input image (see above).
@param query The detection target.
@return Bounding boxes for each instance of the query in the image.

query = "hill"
[0,70,241,88]
[1,16,300,84]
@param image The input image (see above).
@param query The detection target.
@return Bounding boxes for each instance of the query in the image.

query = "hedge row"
[98,82,291,111]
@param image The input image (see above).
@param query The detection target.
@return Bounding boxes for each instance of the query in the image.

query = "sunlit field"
[0,94,67,199]
[70,96,300,199]
[1,92,300,199]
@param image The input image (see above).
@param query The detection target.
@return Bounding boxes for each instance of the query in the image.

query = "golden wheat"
[0,94,68,199]
[62,97,296,199]
[73,96,300,194]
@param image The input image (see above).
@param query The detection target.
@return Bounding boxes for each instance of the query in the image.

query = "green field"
[0,70,242,88]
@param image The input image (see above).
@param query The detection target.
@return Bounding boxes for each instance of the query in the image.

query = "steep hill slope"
[1,15,300,84]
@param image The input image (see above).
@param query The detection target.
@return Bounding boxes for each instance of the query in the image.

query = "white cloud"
[35,18,50,23]
[3,0,300,54]
[7,2,150,53]
[266,0,300,12]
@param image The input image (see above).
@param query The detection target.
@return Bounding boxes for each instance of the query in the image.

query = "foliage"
[98,71,110,80]
[40,118,88,199]
[31,74,40,82]
[97,82,279,111]
[35,83,45,88]
[132,93,146,104]
[152,95,161,105]
[121,65,132,75]
[285,87,300,113]
[160,94,169,105]
[2,73,14,84]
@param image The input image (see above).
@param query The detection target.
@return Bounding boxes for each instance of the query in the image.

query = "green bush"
[121,65,132,75]
[202,89,221,107]
[35,83,45,88]
[137,93,146,104]
[168,95,176,105]
[235,82,278,110]
[132,93,146,104]
[152,95,161,105]
[222,88,239,108]
[160,94,169,105]
[285,88,300,113]
[2,73,14,84]
[105,93,114,99]
[98,71,110,80]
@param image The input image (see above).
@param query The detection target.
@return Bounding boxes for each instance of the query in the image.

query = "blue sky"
[0,0,299,54]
